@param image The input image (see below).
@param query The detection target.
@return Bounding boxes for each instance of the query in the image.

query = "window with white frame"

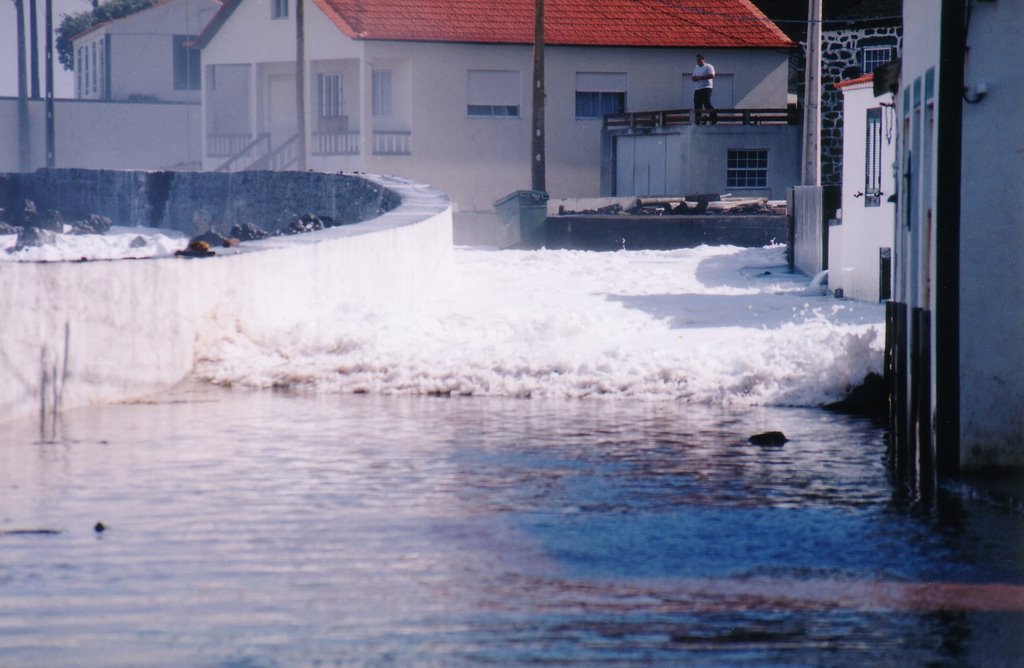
[467,70,520,117]
[727,149,768,188]
[272,0,288,19]
[173,35,200,90]
[864,107,882,206]
[318,73,343,118]
[575,72,626,119]
[862,46,893,75]
[76,46,83,96]
[90,42,97,95]
[372,69,392,117]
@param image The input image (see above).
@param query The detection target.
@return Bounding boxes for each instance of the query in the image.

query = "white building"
[72,0,221,102]
[890,0,1024,480]
[193,0,792,219]
[828,73,896,302]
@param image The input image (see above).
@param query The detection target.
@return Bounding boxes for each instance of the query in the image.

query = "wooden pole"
[29,0,40,98]
[801,0,821,186]
[15,0,31,171]
[295,0,307,171]
[531,0,545,192]
[45,0,55,167]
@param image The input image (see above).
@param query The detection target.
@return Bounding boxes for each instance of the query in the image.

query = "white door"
[266,74,297,145]
[616,135,668,196]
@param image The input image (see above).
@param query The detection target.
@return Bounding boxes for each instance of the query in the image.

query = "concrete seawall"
[0,170,452,425]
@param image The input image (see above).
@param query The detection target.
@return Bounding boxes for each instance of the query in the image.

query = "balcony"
[603,107,799,131]
[312,130,412,156]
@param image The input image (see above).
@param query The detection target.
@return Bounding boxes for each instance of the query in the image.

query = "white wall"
[829,81,895,302]
[0,174,453,425]
[0,98,203,172]
[957,0,1024,467]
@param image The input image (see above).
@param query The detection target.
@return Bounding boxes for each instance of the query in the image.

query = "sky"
[1,0,86,98]
[3,227,885,408]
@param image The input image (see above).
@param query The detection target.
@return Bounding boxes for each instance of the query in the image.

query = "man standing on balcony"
[692,54,717,125]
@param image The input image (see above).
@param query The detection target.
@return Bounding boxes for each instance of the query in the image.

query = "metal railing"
[604,107,799,130]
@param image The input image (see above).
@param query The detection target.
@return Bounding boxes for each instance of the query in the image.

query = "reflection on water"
[1,385,1022,666]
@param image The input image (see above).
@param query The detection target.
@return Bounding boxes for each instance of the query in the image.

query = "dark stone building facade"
[753,1,902,186]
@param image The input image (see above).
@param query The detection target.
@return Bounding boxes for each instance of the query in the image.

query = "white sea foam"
[193,244,884,406]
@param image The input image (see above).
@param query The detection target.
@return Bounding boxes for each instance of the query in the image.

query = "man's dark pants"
[694,88,717,125]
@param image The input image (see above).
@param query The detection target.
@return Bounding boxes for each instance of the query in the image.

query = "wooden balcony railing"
[604,107,799,130]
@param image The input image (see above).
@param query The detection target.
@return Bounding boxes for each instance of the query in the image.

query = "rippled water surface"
[2,386,1023,666]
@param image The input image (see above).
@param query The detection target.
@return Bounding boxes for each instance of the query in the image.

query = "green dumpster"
[494,189,549,248]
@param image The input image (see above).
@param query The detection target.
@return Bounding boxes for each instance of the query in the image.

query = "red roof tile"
[198,0,792,49]
[834,73,875,89]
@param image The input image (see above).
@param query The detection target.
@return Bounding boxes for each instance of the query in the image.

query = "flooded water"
[2,385,1023,666]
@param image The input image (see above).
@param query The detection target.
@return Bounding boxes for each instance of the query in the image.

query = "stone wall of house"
[819,26,902,186]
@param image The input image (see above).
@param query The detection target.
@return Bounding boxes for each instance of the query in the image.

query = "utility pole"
[531,0,545,192]
[295,0,307,171]
[801,0,821,186]
[29,0,40,98]
[15,0,31,171]
[45,0,55,167]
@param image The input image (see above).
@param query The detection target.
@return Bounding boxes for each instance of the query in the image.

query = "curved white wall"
[0,173,452,424]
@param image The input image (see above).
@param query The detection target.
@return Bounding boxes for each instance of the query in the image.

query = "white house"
[193,0,793,221]
[828,73,895,302]
[889,0,1024,482]
[72,0,221,102]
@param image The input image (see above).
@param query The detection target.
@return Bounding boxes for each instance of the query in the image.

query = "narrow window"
[272,0,288,19]
[575,72,626,119]
[173,35,200,90]
[727,149,768,189]
[91,42,97,94]
[467,70,520,117]
[864,107,882,206]
[372,69,392,117]
[76,46,83,96]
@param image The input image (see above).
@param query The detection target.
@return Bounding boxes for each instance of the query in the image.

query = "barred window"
[372,69,392,117]
[727,149,768,188]
[864,107,882,207]
[862,46,893,75]
[173,35,200,90]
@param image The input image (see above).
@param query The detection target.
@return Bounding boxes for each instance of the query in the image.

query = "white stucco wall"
[829,81,895,302]
[956,0,1024,467]
[0,174,453,425]
[0,98,203,172]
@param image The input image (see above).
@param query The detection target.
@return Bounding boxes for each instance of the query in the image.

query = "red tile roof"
[834,73,874,89]
[197,0,792,49]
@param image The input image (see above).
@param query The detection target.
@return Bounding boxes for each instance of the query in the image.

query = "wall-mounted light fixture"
[964,81,988,104]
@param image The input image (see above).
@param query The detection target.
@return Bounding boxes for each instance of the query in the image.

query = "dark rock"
[284,213,325,235]
[175,239,215,258]
[34,209,64,233]
[8,226,56,252]
[129,235,147,248]
[70,213,113,235]
[229,222,270,242]
[749,431,788,447]
[94,522,107,533]
[0,222,19,235]
[14,199,37,227]
[824,372,888,422]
